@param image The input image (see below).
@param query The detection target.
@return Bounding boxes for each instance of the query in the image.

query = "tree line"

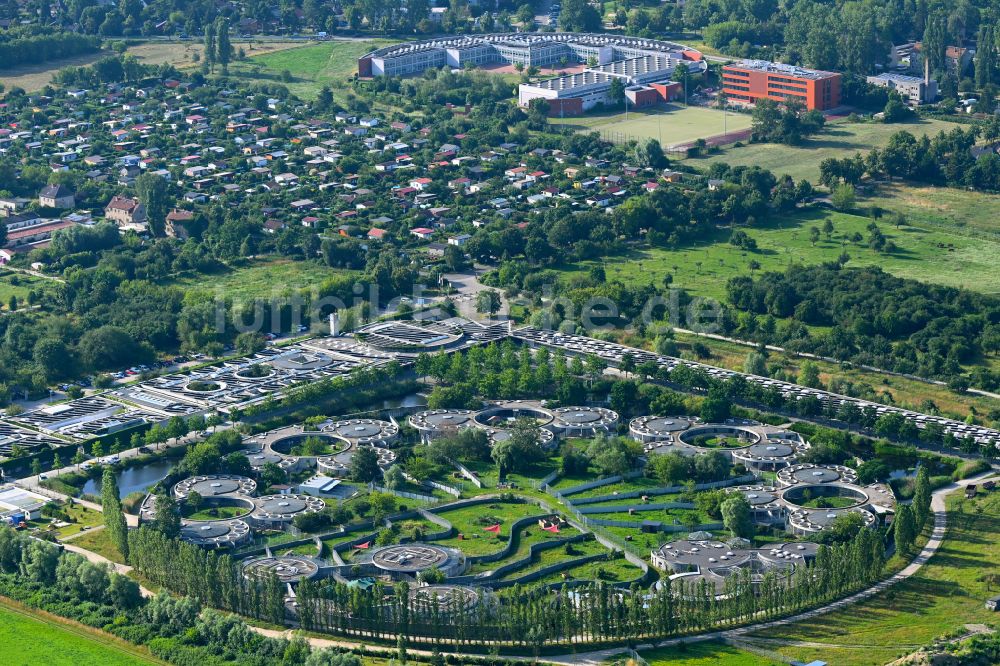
[0,28,100,70]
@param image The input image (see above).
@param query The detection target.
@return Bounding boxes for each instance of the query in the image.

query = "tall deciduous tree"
[101,467,129,561]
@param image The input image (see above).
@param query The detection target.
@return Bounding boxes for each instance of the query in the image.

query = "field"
[126,39,305,70]
[71,527,126,564]
[556,207,1000,300]
[0,598,160,665]
[169,259,359,301]
[0,50,109,92]
[0,270,59,309]
[226,39,397,101]
[739,490,1000,666]
[691,116,964,183]
[628,641,778,665]
[873,181,1000,237]
[550,104,751,148]
[0,39,306,92]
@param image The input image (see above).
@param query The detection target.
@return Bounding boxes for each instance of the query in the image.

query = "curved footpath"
[57,472,995,665]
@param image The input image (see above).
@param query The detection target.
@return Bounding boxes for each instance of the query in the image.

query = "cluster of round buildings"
[243,420,399,479]
[628,416,811,473]
[139,473,325,549]
[408,401,620,446]
[724,463,895,536]
[651,538,819,596]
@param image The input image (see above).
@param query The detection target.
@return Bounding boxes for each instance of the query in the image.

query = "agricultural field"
[555,207,1000,301]
[740,490,1000,666]
[226,39,397,101]
[550,104,751,148]
[125,39,304,70]
[0,599,160,666]
[168,258,360,301]
[691,116,964,183]
[0,50,110,92]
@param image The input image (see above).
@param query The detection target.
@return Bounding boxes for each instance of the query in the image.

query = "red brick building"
[722,60,841,111]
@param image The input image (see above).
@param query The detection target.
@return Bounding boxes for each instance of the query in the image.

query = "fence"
[370,483,440,504]
[566,473,758,506]
[556,469,645,497]
[450,459,483,489]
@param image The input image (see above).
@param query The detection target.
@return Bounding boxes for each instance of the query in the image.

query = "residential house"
[104,195,147,230]
[38,184,75,209]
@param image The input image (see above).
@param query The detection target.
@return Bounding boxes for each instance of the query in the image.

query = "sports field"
[557,208,1000,301]
[692,116,964,183]
[227,39,397,100]
[549,104,751,148]
[0,599,159,665]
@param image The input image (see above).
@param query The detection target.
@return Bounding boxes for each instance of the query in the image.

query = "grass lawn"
[556,207,1000,300]
[0,597,161,665]
[741,490,1000,666]
[0,271,58,310]
[54,503,105,539]
[71,527,126,564]
[871,181,1000,237]
[496,538,609,581]
[550,104,751,148]
[432,500,554,557]
[182,505,248,521]
[628,641,779,665]
[169,259,359,301]
[530,552,644,586]
[690,116,963,183]
[226,39,397,101]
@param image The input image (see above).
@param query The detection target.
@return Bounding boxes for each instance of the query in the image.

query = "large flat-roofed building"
[866,72,937,105]
[361,33,693,77]
[722,60,841,111]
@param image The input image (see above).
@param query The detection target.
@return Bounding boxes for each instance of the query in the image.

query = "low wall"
[568,474,757,506]
[577,501,696,514]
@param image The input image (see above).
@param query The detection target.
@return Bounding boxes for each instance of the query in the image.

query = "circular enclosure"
[324,419,399,447]
[180,494,255,522]
[270,433,343,457]
[474,402,554,428]
[172,474,257,499]
[678,425,761,450]
[242,555,322,583]
[179,519,251,548]
[409,409,475,435]
[234,364,275,380]
[251,494,325,524]
[552,406,619,435]
[777,464,858,487]
[781,483,869,510]
[371,544,453,574]
[629,415,695,442]
[408,585,481,616]
[184,380,226,393]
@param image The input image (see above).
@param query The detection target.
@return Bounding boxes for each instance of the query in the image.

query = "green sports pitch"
[549,104,751,148]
